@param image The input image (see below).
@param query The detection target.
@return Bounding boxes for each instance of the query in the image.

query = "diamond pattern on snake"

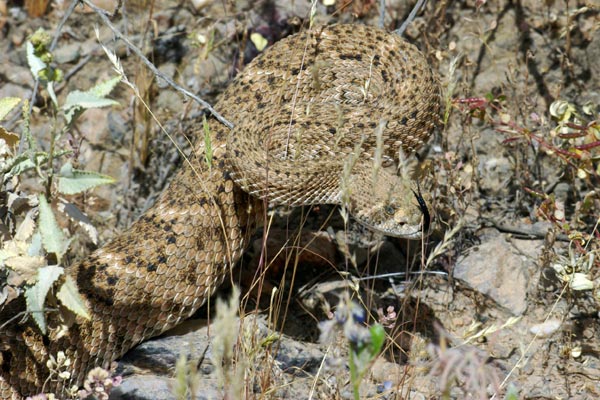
[0,23,441,399]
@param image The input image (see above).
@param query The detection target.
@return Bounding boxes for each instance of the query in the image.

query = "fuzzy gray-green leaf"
[63,91,119,111]
[57,163,115,195]
[26,41,45,79]
[56,275,90,320]
[0,97,21,121]
[89,75,121,98]
[25,265,64,334]
[62,76,120,125]
[38,194,68,259]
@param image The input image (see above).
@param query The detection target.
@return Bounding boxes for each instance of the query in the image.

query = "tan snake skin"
[0,24,441,398]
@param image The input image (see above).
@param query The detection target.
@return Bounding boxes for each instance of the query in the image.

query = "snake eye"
[384,205,396,215]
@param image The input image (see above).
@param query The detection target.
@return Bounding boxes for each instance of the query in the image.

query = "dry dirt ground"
[1,0,599,399]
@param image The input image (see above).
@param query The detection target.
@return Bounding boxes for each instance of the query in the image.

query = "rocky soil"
[1,0,599,399]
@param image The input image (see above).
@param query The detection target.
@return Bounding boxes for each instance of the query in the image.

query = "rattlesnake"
[0,23,441,398]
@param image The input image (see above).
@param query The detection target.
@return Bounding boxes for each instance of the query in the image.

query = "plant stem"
[349,348,360,400]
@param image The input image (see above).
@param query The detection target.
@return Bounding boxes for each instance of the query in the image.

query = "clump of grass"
[172,350,201,400]
[171,287,245,400]
[456,92,600,276]
[209,286,244,399]
[426,331,500,400]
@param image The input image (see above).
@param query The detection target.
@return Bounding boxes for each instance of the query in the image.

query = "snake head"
[357,194,429,239]
[346,165,431,239]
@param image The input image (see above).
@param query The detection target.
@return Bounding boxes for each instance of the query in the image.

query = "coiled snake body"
[0,24,441,398]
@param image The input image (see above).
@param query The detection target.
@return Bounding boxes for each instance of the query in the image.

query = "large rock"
[454,234,531,315]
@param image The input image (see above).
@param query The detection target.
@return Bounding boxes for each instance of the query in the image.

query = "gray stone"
[478,152,512,195]
[586,29,600,101]
[109,374,222,400]
[54,43,81,64]
[5,64,32,87]
[0,82,31,102]
[107,111,129,143]
[156,64,177,89]
[109,375,176,400]
[454,235,529,315]
[156,90,184,113]
[111,315,325,399]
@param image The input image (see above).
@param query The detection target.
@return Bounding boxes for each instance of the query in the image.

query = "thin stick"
[394,0,428,37]
[80,0,233,129]
[50,0,79,51]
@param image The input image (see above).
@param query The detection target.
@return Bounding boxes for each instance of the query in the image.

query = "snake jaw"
[349,196,426,240]
[386,204,426,239]
[385,199,429,239]
[355,215,424,240]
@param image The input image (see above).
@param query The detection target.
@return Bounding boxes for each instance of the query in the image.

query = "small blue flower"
[351,305,366,324]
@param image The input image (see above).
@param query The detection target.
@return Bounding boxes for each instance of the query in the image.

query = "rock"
[112,315,326,400]
[478,149,512,195]
[0,82,31,101]
[53,42,81,64]
[110,375,179,400]
[155,90,182,114]
[454,235,529,315]
[4,63,31,85]
[107,110,128,142]
[585,29,600,103]
[155,63,177,89]
[190,0,213,11]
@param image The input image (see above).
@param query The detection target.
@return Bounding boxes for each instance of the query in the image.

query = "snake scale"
[0,24,441,398]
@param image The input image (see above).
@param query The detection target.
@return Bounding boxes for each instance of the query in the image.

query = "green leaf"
[2,154,32,181]
[57,163,115,195]
[62,76,120,125]
[89,75,121,98]
[0,97,21,121]
[29,232,43,257]
[3,150,71,181]
[46,81,58,109]
[203,115,212,168]
[56,275,90,321]
[25,265,64,334]
[368,324,385,356]
[63,91,119,111]
[38,194,69,259]
[26,41,46,79]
